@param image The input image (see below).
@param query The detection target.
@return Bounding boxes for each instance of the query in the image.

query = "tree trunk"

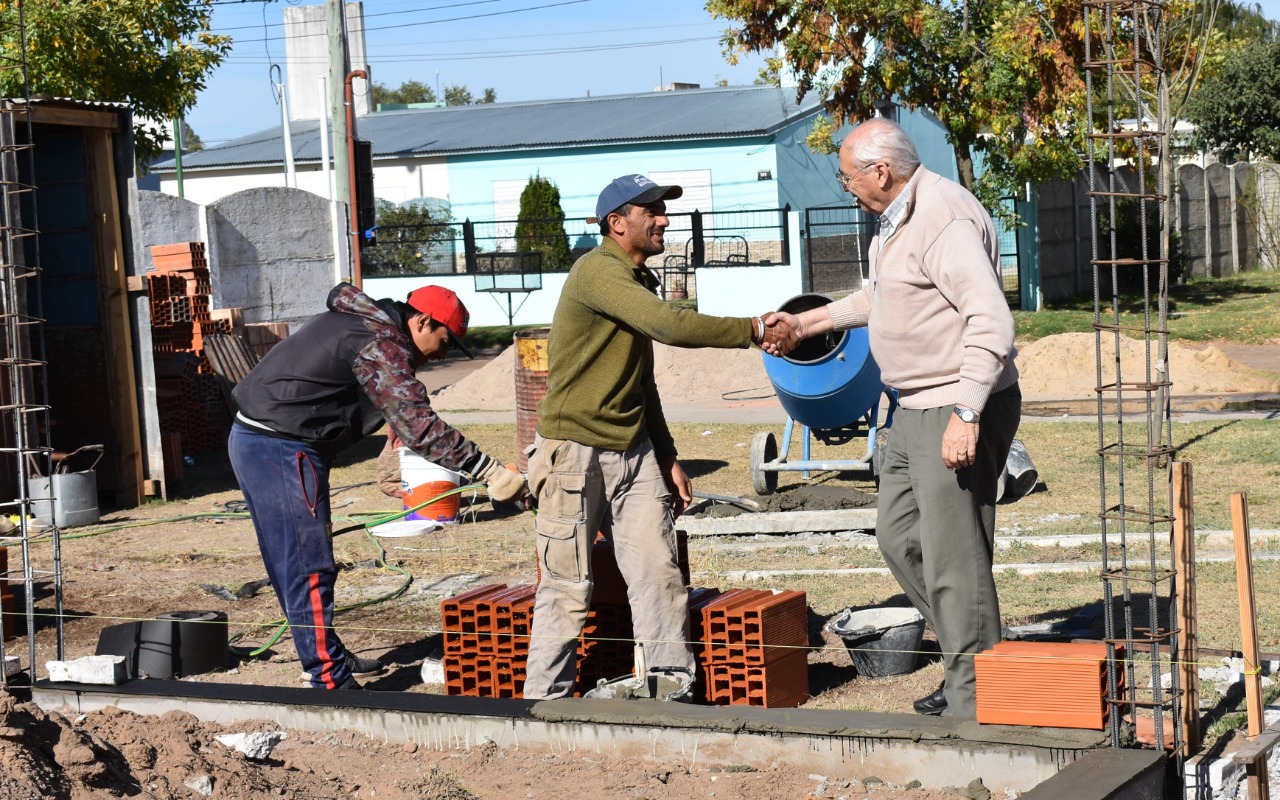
[954,143,976,192]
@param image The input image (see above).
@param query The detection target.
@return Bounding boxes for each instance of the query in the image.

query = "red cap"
[406,285,474,359]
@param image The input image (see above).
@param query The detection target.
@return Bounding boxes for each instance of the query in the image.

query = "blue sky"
[186,0,1280,148]
[186,0,770,147]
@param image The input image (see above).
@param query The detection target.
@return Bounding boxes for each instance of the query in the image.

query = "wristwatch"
[953,406,980,424]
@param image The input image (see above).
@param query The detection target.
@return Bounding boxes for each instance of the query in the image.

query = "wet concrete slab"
[33,678,1128,794]
[681,507,878,536]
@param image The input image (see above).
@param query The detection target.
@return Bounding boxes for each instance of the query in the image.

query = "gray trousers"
[876,385,1021,718]
[522,437,692,700]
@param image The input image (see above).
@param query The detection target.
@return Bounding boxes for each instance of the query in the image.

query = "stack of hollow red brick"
[698,588,810,708]
[975,641,1122,729]
[441,539,810,707]
[149,243,233,455]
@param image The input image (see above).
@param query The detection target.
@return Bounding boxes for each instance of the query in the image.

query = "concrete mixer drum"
[751,293,897,495]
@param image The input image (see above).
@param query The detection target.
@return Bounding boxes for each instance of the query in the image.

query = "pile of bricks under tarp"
[442,537,810,707]
[149,243,231,455]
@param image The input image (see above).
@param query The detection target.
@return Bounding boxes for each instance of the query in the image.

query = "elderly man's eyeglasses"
[835,162,880,189]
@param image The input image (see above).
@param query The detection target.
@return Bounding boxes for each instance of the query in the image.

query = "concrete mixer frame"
[749,390,898,496]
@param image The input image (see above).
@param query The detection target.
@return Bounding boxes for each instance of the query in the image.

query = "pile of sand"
[432,342,773,410]
[1016,332,1280,400]
[431,333,1279,410]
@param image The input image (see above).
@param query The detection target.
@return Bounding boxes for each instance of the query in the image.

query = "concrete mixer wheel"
[750,431,778,495]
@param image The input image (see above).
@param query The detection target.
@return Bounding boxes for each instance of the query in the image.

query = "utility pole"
[327,0,351,276]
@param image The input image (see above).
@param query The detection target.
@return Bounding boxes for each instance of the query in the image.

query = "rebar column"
[0,0,63,685]
[1083,0,1182,762]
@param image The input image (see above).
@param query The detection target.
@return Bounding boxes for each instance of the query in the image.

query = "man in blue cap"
[520,174,797,700]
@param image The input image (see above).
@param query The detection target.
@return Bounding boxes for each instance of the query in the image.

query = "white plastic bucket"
[399,450,461,524]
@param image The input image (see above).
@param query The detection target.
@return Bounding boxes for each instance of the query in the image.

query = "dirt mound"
[433,342,772,410]
[433,333,1278,409]
[1017,333,1280,400]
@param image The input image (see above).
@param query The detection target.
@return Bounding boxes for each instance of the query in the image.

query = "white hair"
[845,118,920,180]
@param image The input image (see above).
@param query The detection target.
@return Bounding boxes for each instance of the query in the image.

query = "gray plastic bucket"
[829,606,925,678]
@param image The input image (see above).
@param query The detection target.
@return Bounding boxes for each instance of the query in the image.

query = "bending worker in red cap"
[229,282,526,690]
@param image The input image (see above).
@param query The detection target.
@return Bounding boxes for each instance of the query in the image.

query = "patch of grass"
[1013,269,1280,344]
[1203,683,1280,747]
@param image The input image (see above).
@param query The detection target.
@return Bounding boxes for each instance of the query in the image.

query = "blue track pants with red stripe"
[228,423,353,689]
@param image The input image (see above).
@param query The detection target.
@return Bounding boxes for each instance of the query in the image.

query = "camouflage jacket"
[232,283,489,477]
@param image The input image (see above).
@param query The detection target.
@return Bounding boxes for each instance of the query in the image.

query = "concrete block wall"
[133,185,349,333]
[1036,161,1269,303]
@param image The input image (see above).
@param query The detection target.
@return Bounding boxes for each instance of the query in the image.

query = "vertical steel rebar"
[1083,0,1182,765]
[0,0,61,685]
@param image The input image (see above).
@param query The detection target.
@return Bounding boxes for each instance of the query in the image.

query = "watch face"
[956,408,977,423]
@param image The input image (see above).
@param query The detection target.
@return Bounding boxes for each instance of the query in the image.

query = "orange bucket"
[400,450,461,524]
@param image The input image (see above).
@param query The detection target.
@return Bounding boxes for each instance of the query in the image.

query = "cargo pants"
[874,384,1021,718]
[521,436,692,699]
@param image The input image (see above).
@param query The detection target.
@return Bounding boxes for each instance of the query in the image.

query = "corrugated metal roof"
[153,85,822,172]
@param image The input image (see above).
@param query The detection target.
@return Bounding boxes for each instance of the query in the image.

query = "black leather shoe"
[912,683,947,715]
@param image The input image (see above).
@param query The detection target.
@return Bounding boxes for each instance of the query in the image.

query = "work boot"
[336,674,364,690]
[912,682,947,715]
[347,654,385,675]
[300,654,384,683]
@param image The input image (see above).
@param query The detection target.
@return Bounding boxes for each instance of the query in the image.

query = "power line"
[210,0,593,37]
[222,35,719,65]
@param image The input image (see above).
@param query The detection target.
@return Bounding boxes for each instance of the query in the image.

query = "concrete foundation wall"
[36,681,1115,795]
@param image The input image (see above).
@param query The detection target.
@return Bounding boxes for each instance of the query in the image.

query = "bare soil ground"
[2,336,1276,798]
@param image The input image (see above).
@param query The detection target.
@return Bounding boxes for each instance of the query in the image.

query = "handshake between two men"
[751,314,800,358]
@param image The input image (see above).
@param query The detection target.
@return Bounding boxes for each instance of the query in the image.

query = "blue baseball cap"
[595,174,683,219]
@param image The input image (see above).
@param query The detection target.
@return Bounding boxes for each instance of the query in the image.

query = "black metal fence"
[363,203,1020,307]
[801,200,1023,307]
[363,208,792,298]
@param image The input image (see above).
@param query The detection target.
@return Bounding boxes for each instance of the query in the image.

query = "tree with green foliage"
[708,0,1087,209]
[363,199,456,277]
[515,175,571,270]
[443,84,497,106]
[1185,37,1280,161]
[0,0,230,166]
[372,79,437,106]
[373,80,496,108]
[180,123,203,153]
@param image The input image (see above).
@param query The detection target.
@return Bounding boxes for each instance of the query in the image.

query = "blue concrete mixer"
[752,293,898,494]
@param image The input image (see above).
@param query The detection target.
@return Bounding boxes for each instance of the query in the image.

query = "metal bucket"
[27,445,104,529]
[997,439,1038,503]
[761,294,882,430]
[514,328,550,473]
[829,606,925,678]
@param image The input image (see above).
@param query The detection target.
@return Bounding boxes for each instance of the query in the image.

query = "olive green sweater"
[537,237,754,460]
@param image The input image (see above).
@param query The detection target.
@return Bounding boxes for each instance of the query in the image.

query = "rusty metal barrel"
[514,328,550,472]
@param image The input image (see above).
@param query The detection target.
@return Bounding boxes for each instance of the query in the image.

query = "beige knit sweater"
[826,167,1019,413]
